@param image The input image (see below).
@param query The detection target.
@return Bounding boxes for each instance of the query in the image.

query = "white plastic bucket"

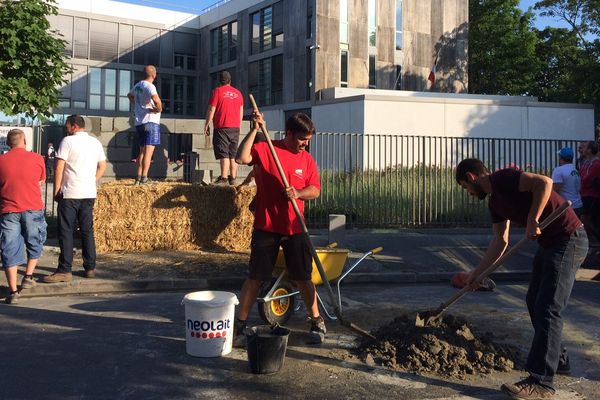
[181,291,239,357]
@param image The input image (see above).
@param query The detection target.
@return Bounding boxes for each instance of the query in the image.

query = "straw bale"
[94,180,256,253]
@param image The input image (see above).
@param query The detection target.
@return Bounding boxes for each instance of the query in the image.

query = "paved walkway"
[1,229,598,300]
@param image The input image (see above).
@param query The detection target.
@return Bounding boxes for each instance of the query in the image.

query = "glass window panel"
[104,69,116,96]
[306,15,312,39]
[174,54,184,69]
[341,50,348,86]
[251,12,260,55]
[58,99,70,108]
[160,31,174,67]
[174,76,184,101]
[71,65,87,101]
[134,27,160,65]
[272,1,283,34]
[48,14,73,57]
[73,101,86,109]
[119,70,131,96]
[173,101,183,115]
[275,33,284,48]
[119,97,130,111]
[369,55,376,87]
[104,95,115,110]
[73,17,89,59]
[187,77,195,101]
[187,56,196,70]
[174,32,197,55]
[272,55,283,105]
[90,95,101,110]
[118,24,133,64]
[90,20,118,61]
[368,0,376,47]
[219,24,228,64]
[90,68,101,94]
[396,0,402,50]
[186,102,195,115]
[262,7,273,51]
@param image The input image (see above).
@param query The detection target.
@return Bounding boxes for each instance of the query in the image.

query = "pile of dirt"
[357,314,518,378]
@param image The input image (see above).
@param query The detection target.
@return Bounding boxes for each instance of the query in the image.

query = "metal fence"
[304,133,580,228]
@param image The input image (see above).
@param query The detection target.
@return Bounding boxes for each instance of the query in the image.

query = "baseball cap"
[557,147,574,159]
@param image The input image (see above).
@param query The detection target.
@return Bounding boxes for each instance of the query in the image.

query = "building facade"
[50,0,468,119]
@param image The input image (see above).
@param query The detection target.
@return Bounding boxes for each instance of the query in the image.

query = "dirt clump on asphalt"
[357,313,518,378]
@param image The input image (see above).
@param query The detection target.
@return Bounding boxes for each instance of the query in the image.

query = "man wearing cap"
[552,147,583,217]
[204,71,243,185]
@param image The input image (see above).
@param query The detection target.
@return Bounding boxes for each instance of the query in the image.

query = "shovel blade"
[415,310,442,327]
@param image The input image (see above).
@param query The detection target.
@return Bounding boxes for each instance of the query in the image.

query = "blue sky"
[116,0,572,30]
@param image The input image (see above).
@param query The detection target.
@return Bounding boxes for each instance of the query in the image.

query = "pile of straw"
[94,180,256,253]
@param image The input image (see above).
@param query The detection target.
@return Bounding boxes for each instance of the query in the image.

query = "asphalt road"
[0,281,598,400]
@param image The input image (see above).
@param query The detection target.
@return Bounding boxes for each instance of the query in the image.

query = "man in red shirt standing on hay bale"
[43,115,106,283]
[204,71,243,186]
[0,129,47,304]
[233,112,326,344]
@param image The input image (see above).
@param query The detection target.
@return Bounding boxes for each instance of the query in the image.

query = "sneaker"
[501,376,555,400]
[133,180,141,186]
[232,319,247,348]
[42,272,73,283]
[214,176,228,185]
[228,176,236,186]
[84,269,96,279]
[20,276,37,290]
[307,315,326,344]
[556,348,571,375]
[139,177,151,185]
[5,291,20,304]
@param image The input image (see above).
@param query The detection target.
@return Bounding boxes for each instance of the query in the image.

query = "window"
[211,21,237,66]
[395,65,402,90]
[306,47,312,100]
[90,20,118,61]
[173,32,197,70]
[89,67,131,111]
[73,17,89,59]
[133,27,160,66]
[163,75,196,116]
[395,0,402,50]
[340,49,348,87]
[248,55,283,106]
[160,74,172,114]
[306,0,313,39]
[369,55,376,88]
[48,14,73,57]
[368,0,377,47]
[250,3,283,55]
[119,24,133,64]
[340,0,348,44]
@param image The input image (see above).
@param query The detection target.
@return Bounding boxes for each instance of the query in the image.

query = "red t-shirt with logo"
[489,168,581,248]
[0,148,45,213]
[208,84,243,129]
[251,141,321,235]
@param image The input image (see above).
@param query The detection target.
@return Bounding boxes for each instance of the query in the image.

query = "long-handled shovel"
[248,94,376,340]
[415,200,572,327]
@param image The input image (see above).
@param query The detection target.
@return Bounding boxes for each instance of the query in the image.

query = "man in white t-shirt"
[43,115,107,283]
[552,147,583,216]
[128,65,162,185]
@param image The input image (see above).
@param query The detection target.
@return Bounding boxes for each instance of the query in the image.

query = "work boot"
[232,319,247,348]
[84,269,96,279]
[42,272,73,283]
[501,376,555,399]
[5,291,20,305]
[214,176,228,185]
[307,315,326,344]
[20,275,37,290]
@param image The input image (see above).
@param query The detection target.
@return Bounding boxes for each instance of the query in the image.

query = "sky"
[115,0,574,30]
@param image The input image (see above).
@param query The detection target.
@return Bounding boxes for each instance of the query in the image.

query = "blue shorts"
[0,210,47,268]
[136,122,161,146]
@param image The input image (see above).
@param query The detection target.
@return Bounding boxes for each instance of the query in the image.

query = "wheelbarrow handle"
[370,247,383,255]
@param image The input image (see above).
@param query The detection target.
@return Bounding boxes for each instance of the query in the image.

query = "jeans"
[0,210,47,267]
[57,199,96,273]
[526,226,588,388]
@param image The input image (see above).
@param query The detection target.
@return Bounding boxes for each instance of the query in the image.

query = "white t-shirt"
[130,80,161,126]
[551,163,583,209]
[56,132,106,199]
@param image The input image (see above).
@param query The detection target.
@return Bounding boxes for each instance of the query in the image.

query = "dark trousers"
[57,198,96,273]
[526,227,588,388]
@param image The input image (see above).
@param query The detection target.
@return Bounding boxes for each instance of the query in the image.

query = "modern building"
[49,0,468,120]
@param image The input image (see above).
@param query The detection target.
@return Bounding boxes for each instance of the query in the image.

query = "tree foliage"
[0,0,71,118]
[468,0,540,95]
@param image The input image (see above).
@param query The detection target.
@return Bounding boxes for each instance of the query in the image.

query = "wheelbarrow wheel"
[258,279,296,325]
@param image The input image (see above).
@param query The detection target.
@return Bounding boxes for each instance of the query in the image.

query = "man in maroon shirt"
[204,71,243,185]
[233,112,325,344]
[0,129,47,304]
[578,140,600,243]
[456,159,588,400]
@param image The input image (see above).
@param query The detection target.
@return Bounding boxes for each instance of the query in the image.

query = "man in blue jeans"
[0,129,47,304]
[42,115,106,283]
[456,159,588,400]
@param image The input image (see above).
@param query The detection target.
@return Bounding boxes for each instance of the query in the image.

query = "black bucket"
[246,325,290,374]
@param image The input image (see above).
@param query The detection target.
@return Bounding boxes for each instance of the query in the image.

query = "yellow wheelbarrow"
[256,244,383,325]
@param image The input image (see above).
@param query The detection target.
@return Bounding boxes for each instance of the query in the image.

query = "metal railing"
[303,133,580,228]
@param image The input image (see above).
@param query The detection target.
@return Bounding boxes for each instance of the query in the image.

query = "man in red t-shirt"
[204,71,243,185]
[578,140,600,243]
[456,159,587,399]
[233,112,325,344]
[0,129,47,304]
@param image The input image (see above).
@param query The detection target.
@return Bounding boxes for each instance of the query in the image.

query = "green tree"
[469,0,540,95]
[0,0,71,118]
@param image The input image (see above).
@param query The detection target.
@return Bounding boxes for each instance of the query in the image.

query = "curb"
[6,271,538,299]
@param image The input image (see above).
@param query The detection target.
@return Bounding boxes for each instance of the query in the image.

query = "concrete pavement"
[1,228,598,300]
